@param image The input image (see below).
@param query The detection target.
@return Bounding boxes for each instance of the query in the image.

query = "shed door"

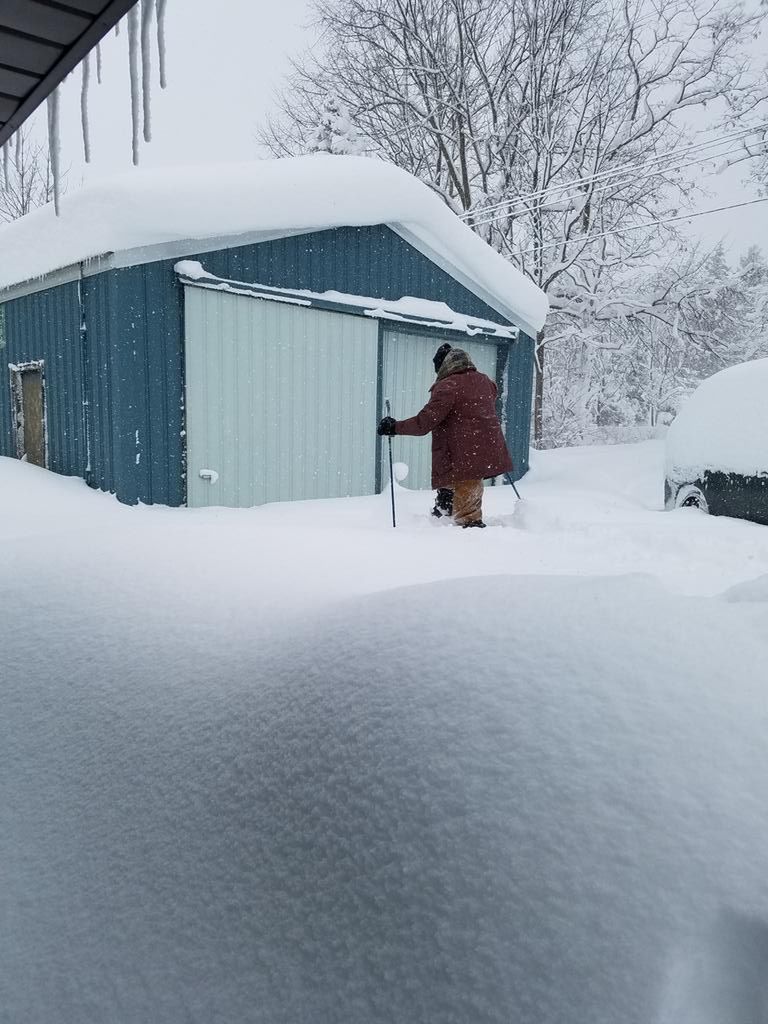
[381,330,501,491]
[184,287,379,508]
[10,362,47,468]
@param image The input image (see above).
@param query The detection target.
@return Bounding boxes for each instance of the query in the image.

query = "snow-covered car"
[665,358,768,525]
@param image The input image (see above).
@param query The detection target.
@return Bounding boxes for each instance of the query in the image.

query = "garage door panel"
[184,288,379,508]
[382,330,501,491]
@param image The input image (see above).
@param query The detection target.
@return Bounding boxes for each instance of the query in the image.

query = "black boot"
[462,520,487,529]
[431,487,454,518]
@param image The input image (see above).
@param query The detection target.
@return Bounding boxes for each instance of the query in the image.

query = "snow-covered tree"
[308,95,366,155]
[0,127,61,223]
[259,0,768,442]
[541,244,768,447]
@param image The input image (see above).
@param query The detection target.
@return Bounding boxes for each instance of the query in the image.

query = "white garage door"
[184,287,379,508]
[382,329,501,491]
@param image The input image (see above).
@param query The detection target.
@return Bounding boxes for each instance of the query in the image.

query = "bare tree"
[0,127,63,223]
[260,0,768,442]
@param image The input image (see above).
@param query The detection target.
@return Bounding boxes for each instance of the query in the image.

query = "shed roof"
[0,156,548,336]
[0,0,138,149]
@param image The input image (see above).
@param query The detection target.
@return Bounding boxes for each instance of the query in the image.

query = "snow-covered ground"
[2,440,768,1023]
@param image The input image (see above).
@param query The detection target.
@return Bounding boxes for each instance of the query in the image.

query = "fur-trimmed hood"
[434,348,476,383]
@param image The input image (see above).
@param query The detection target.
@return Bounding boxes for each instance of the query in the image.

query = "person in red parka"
[377,345,513,528]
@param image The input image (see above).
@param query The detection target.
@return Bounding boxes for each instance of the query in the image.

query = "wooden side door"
[10,362,47,468]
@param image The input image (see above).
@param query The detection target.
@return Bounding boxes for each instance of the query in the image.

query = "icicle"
[127,5,141,164]
[81,53,92,162]
[2,143,9,190]
[47,89,62,215]
[14,131,21,172]
[156,0,168,89]
[115,21,121,37]
[96,42,103,85]
[140,0,153,143]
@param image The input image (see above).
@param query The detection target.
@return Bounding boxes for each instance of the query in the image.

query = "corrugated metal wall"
[1,224,535,505]
[0,281,85,476]
[382,329,501,491]
[85,223,522,506]
[506,333,535,479]
[184,287,379,507]
[82,267,185,506]
[188,225,510,325]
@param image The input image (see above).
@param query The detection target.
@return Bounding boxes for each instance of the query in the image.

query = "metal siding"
[82,264,185,506]
[111,270,142,502]
[1,222,532,504]
[81,271,116,495]
[184,287,379,508]
[382,329,501,491]
[506,333,535,480]
[87,227,525,503]
[176,226,507,325]
[0,282,85,476]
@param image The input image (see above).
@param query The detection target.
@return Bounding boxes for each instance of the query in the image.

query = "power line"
[461,122,768,221]
[506,196,768,262]
[470,139,768,229]
[464,122,768,219]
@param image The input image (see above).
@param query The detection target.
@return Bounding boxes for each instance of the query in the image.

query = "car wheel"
[675,485,709,514]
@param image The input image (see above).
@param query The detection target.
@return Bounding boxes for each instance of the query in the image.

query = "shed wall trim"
[175,265,517,342]
[0,229,313,304]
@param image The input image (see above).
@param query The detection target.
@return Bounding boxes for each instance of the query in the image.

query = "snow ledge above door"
[174,261,519,341]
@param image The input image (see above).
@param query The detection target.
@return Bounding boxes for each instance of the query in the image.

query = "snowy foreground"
[2,441,768,1024]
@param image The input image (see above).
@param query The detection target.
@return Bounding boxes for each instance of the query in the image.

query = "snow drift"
[666,358,768,479]
[0,155,548,336]
[2,571,768,1024]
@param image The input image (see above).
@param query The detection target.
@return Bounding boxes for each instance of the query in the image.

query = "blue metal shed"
[0,158,546,508]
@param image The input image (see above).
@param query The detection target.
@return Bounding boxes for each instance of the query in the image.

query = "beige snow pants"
[452,480,484,526]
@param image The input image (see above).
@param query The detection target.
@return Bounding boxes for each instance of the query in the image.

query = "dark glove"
[377,416,397,437]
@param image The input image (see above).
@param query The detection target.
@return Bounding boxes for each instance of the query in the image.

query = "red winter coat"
[394,356,513,488]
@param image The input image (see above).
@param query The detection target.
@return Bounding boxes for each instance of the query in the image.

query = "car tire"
[675,485,709,514]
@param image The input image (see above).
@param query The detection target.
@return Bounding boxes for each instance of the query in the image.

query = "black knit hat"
[433,343,452,373]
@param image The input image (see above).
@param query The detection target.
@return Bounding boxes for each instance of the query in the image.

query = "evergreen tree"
[308,95,365,156]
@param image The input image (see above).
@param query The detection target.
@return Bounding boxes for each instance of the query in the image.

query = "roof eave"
[390,223,541,339]
[0,0,139,149]
[1,221,543,338]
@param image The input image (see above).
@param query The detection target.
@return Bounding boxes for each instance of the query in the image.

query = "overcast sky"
[26,0,766,257]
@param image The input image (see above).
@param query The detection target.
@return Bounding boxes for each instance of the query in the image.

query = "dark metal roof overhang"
[0,0,138,149]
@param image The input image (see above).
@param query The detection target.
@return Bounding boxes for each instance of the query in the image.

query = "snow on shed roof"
[0,155,548,336]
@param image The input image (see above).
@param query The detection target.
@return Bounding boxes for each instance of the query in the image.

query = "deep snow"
[2,441,768,1024]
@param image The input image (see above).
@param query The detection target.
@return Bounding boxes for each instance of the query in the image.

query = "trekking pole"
[504,473,522,500]
[385,399,397,528]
